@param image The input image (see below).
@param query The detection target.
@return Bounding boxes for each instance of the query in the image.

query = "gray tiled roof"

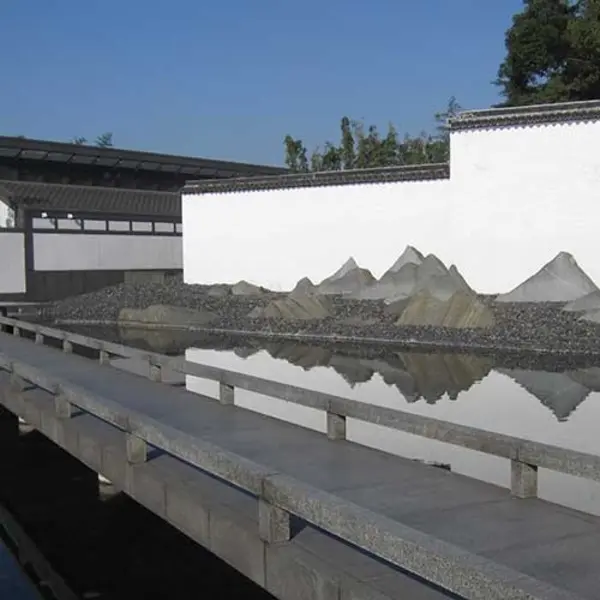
[182,163,450,195]
[0,180,180,218]
[449,99,600,131]
[0,136,287,178]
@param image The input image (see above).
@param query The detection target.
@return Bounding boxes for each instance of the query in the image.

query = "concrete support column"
[219,382,235,405]
[99,350,109,365]
[258,498,291,544]
[34,332,44,345]
[326,412,346,441]
[13,326,20,337]
[511,459,538,498]
[62,339,73,354]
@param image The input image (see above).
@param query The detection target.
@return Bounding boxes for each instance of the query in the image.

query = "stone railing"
[1,315,599,501]
[0,315,595,599]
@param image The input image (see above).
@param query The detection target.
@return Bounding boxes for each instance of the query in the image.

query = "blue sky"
[0,0,524,166]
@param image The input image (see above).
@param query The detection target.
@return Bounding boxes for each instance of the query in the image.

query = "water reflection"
[59,325,600,515]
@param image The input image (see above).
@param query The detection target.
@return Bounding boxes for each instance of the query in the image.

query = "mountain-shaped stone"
[249,293,333,320]
[324,257,359,283]
[496,252,599,303]
[292,277,317,295]
[318,258,375,295]
[395,290,494,329]
[563,290,600,312]
[385,245,424,274]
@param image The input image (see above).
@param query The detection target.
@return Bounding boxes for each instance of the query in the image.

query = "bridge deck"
[1,333,599,599]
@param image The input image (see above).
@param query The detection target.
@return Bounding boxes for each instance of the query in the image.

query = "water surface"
[63,325,600,516]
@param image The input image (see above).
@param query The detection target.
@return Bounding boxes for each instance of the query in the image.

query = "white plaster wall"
[0,232,26,293]
[183,180,452,292]
[33,234,182,271]
[183,120,600,294]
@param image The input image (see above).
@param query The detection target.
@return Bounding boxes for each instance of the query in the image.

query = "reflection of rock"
[249,293,333,320]
[233,347,261,359]
[394,290,495,329]
[496,252,598,303]
[259,342,492,402]
[498,369,590,421]
[399,353,493,402]
[263,344,333,369]
[117,327,199,354]
[318,258,376,295]
[563,290,600,312]
[328,356,374,387]
[231,280,266,296]
[567,367,600,391]
[118,305,217,327]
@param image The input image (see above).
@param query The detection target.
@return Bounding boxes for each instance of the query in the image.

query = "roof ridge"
[0,179,179,197]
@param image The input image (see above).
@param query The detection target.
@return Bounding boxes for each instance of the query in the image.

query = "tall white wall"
[33,234,182,271]
[0,232,26,293]
[182,117,600,295]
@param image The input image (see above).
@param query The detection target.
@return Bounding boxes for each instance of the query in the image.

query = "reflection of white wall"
[0,232,26,293]
[185,346,600,515]
[183,118,600,294]
[33,234,182,271]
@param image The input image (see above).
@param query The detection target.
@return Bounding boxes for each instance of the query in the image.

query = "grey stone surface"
[0,336,598,598]
[118,304,217,327]
[496,252,599,303]
[563,290,600,312]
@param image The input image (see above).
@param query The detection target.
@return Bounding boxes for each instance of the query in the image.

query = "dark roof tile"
[0,180,180,218]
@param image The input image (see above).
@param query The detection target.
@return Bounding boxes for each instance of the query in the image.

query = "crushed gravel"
[40,275,600,356]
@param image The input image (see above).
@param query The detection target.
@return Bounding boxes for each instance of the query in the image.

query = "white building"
[181,100,600,296]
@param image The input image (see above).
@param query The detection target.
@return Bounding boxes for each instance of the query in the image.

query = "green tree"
[72,136,87,145]
[282,99,458,171]
[95,132,114,148]
[496,0,600,105]
[283,135,309,172]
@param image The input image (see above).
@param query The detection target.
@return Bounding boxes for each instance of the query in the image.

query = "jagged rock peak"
[328,257,360,281]
[291,277,316,296]
[496,251,599,303]
[387,246,424,273]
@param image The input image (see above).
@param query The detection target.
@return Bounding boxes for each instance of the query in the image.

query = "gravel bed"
[42,276,600,356]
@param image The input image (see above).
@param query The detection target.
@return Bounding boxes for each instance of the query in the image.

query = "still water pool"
[66,326,600,517]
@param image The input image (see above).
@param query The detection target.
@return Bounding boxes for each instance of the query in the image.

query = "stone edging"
[54,319,600,359]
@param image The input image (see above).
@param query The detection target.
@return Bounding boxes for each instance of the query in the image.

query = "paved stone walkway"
[1,333,600,599]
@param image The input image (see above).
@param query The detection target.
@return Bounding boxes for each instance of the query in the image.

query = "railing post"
[62,339,72,354]
[126,433,148,464]
[54,395,73,419]
[326,412,346,441]
[149,363,162,383]
[511,459,538,499]
[258,498,291,543]
[34,331,44,345]
[219,382,234,405]
[99,349,109,365]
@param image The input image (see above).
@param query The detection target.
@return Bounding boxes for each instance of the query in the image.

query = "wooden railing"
[0,314,594,599]
[1,315,599,501]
